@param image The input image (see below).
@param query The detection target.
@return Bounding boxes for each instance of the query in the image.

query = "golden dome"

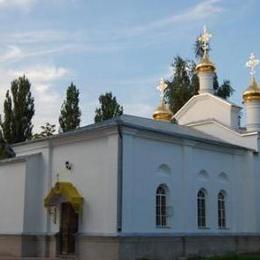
[153,102,173,122]
[243,78,260,103]
[196,54,216,73]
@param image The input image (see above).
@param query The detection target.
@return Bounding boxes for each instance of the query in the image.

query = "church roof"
[0,153,41,165]
[12,114,250,151]
[114,115,249,150]
[174,93,241,120]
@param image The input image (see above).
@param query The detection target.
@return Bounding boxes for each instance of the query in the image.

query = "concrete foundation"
[1,234,260,259]
[0,234,56,258]
[77,234,260,260]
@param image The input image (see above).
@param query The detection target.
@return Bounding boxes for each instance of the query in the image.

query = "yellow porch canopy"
[44,182,83,213]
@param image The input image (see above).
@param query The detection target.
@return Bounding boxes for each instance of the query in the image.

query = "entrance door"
[60,202,79,255]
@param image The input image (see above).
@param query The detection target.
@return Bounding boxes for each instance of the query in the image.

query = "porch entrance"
[59,202,79,255]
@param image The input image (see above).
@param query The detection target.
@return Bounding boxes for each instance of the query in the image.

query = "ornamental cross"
[246,53,260,77]
[198,25,212,56]
[156,78,168,99]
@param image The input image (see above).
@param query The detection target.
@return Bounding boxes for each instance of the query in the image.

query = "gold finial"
[196,25,215,73]
[246,53,260,78]
[198,25,212,58]
[153,78,173,122]
[157,78,168,100]
[243,53,260,103]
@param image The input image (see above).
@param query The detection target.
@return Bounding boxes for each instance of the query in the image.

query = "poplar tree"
[94,92,123,123]
[59,83,81,133]
[1,76,35,144]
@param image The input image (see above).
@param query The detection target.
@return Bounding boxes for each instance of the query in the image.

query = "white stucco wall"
[14,142,53,234]
[198,72,214,94]
[50,132,119,234]
[188,121,258,151]
[0,161,26,233]
[7,121,260,237]
[253,142,260,232]
[121,131,255,234]
[244,101,260,131]
[13,130,119,235]
[175,94,241,129]
[23,154,45,233]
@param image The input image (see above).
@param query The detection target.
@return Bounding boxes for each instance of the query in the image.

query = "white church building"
[1,28,260,260]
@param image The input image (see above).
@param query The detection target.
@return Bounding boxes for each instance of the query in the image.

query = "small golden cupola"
[196,26,216,94]
[152,78,173,122]
[243,53,260,132]
[243,53,260,103]
[196,53,216,74]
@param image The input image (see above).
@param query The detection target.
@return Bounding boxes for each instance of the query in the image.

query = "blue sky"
[0,0,259,132]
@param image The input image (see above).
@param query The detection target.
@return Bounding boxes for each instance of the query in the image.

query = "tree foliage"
[33,122,56,139]
[194,38,209,60]
[0,131,15,160]
[215,80,233,99]
[1,76,35,144]
[94,92,123,123]
[59,83,81,133]
[164,57,199,114]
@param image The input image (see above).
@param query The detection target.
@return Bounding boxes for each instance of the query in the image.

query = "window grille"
[197,189,206,228]
[156,185,168,227]
[218,191,226,228]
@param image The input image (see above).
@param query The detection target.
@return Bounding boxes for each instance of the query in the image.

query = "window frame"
[218,191,226,229]
[197,189,207,229]
[156,185,169,228]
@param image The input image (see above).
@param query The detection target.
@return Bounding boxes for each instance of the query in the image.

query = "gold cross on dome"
[246,53,260,77]
[156,78,168,99]
[198,25,212,55]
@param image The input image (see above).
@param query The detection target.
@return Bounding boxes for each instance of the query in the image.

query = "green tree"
[59,83,81,133]
[216,80,233,99]
[164,57,198,114]
[94,92,123,123]
[1,90,13,143]
[0,131,15,160]
[1,76,35,144]
[194,38,210,60]
[33,122,56,139]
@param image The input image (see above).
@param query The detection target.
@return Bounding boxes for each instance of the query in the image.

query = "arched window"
[218,191,226,228]
[156,185,168,227]
[197,189,207,228]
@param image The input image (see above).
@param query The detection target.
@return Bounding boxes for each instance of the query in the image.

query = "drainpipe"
[117,123,123,232]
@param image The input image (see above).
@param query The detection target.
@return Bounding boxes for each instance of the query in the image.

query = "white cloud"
[0,0,79,10]
[0,41,116,64]
[0,65,70,133]
[0,0,225,63]
[6,31,68,44]
[0,44,75,63]
[0,0,35,9]
[12,65,70,82]
[0,46,24,63]
[124,103,154,119]
[124,0,224,37]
